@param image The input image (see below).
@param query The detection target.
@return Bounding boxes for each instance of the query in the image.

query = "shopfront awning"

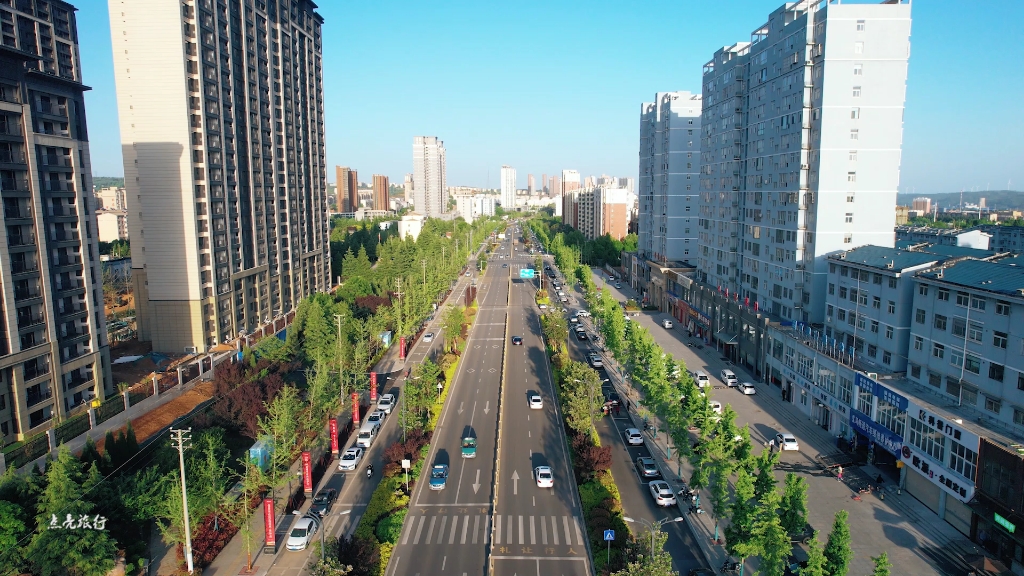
[717,330,738,345]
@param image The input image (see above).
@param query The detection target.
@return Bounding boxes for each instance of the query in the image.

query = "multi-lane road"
[388,233,590,576]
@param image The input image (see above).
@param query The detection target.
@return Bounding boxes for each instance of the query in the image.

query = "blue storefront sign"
[850,408,903,454]
[854,373,908,411]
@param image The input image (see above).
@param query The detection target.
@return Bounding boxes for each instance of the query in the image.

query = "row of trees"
[528,216,637,268]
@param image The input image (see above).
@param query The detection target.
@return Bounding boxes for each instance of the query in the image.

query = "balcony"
[14,287,41,301]
[64,373,94,390]
[0,150,26,164]
[55,278,83,292]
[17,313,44,329]
[1,179,29,193]
[27,390,53,408]
[39,155,71,167]
[52,254,82,267]
[50,230,80,242]
[36,102,68,117]
[11,260,38,274]
[7,234,35,247]
[4,206,29,219]
[42,181,75,193]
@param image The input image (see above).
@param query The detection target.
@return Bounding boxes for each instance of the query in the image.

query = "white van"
[694,371,710,389]
[720,369,738,387]
[356,421,379,448]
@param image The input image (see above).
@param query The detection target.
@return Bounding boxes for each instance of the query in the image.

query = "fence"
[127,382,153,407]
[54,413,91,445]
[157,372,178,394]
[3,433,50,469]
[95,396,126,425]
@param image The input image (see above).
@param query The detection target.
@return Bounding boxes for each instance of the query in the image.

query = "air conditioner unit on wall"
[184,346,198,354]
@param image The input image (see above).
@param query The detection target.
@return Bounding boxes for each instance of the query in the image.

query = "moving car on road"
[511,336,523,345]
[588,353,603,368]
[528,392,544,409]
[377,393,396,414]
[429,464,450,490]
[739,382,756,395]
[366,410,386,425]
[574,328,588,341]
[648,480,677,507]
[534,466,554,488]
[338,447,363,471]
[635,457,660,479]
[286,515,321,551]
[575,310,591,318]
[776,432,800,451]
[624,428,644,446]
[423,332,435,343]
[309,488,337,517]
[461,437,477,458]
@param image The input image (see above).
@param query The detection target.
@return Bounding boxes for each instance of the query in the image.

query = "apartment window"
[854,41,864,54]
[839,376,853,405]
[968,322,984,343]
[852,86,862,97]
[851,108,860,120]
[956,291,969,307]
[996,301,1011,316]
[952,317,966,337]
[971,296,986,311]
[847,172,857,183]
[933,343,945,359]
[949,441,977,481]
[1019,373,1024,391]
[914,308,924,322]
[839,286,848,299]
[857,387,873,414]
[873,296,881,309]
[889,278,897,288]
[853,64,863,76]
[858,316,867,330]
[929,372,942,388]
[938,289,949,301]
[914,336,924,351]
[885,325,893,339]
[856,20,865,32]
[844,234,853,244]
[858,292,868,306]
[845,213,853,223]
[950,347,963,368]
[909,417,945,462]
[985,396,1002,414]
[849,150,858,161]
[910,364,921,379]
[850,129,859,140]
[875,397,906,438]
[828,283,835,295]
[919,285,928,296]
[965,354,981,375]
[934,314,947,331]
[837,309,846,322]
[827,304,834,318]
[994,331,1008,349]
[990,363,1005,382]
[868,344,877,357]
[870,320,879,334]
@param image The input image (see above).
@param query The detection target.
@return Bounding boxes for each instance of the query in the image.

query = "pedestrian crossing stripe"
[397,514,585,547]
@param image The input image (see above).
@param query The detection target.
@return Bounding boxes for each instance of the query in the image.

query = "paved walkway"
[584,272,990,576]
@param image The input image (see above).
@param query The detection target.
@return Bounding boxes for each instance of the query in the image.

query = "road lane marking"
[573,516,584,546]
[401,516,414,545]
[439,516,448,544]
[412,515,425,544]
[460,515,470,544]
[495,514,501,543]
[449,516,458,544]
[425,516,436,544]
[507,515,513,545]
[441,556,446,570]
[473,515,480,544]
[562,516,571,545]
[541,515,548,544]
[518,515,524,545]
[530,515,536,544]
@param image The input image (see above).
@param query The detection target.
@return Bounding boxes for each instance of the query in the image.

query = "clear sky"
[78,0,1022,194]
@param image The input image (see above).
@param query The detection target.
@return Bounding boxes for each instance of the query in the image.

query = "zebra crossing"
[398,513,586,547]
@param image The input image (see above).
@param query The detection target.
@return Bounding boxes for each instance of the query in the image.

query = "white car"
[588,354,603,369]
[721,369,738,387]
[710,400,723,414]
[528,392,543,409]
[286,515,320,551]
[776,433,800,451]
[535,466,554,488]
[576,310,591,318]
[648,480,676,507]
[662,319,674,329]
[625,428,644,445]
[423,332,434,343]
[338,447,363,471]
[538,303,548,310]
[569,317,579,324]
[739,382,756,395]
[377,394,396,414]
[366,410,386,425]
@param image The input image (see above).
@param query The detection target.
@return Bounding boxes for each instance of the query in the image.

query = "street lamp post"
[623,516,684,559]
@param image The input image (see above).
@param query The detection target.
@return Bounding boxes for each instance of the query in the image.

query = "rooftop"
[918,259,1024,296]
[908,243,996,259]
[829,245,943,272]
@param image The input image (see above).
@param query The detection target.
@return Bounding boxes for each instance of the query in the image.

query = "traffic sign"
[604,529,615,541]
[519,268,535,279]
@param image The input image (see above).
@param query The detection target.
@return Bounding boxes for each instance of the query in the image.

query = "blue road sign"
[519,268,535,279]
[604,529,615,541]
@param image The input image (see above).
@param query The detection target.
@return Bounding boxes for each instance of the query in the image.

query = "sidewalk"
[584,273,988,576]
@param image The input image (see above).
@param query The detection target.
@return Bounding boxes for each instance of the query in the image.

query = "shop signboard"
[850,408,903,455]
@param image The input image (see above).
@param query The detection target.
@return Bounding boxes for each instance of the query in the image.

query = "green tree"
[306,353,341,426]
[751,488,789,576]
[559,360,604,439]
[612,528,674,576]
[799,532,827,576]
[0,499,27,570]
[725,468,757,557]
[259,386,304,495]
[27,447,117,576]
[871,552,892,576]
[752,448,780,500]
[823,509,853,576]
[779,472,809,536]
[441,305,465,353]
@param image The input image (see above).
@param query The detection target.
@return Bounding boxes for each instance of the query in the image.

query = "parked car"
[776,432,800,451]
[636,457,660,479]
[286,515,321,551]
[693,371,710,389]
[739,382,756,395]
[721,369,738,387]
[662,319,674,329]
[461,437,477,458]
[535,466,554,488]
[366,410,386,425]
[309,488,337,517]
[625,428,644,446]
[648,480,676,507]
[338,447,363,471]
[429,464,450,490]
[377,394,396,414]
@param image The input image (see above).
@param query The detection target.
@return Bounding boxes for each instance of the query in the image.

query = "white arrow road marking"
[483,401,490,415]
[512,470,519,495]
[458,402,464,415]
[473,469,481,493]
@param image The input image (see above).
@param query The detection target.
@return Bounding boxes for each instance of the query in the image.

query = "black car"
[574,329,588,341]
[309,488,337,517]
[511,336,523,345]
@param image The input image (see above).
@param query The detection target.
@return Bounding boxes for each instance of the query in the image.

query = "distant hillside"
[93,176,125,190]
[896,190,1024,211]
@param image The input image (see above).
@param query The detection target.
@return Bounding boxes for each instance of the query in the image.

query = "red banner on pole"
[264,498,276,546]
[399,337,406,359]
[329,419,339,454]
[351,392,360,424]
[301,451,312,493]
[370,372,378,401]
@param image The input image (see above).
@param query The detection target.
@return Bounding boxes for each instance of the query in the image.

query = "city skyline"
[73,0,1023,193]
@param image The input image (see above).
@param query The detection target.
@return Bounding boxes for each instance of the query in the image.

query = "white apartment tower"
[0,0,113,440]
[413,136,446,217]
[110,0,331,353]
[697,0,911,323]
[500,165,516,210]
[638,91,702,264]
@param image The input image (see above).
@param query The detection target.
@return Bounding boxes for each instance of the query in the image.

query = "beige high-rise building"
[413,136,447,217]
[110,0,330,353]
[403,173,413,203]
[95,186,127,211]
[0,0,112,441]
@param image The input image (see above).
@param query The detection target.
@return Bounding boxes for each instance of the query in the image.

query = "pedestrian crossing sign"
[604,529,615,541]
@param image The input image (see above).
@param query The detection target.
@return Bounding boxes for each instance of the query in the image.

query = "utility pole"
[171,428,195,574]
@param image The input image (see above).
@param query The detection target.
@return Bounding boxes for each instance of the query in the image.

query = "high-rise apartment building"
[0,0,113,440]
[638,91,702,264]
[562,186,630,241]
[412,136,446,217]
[403,173,413,203]
[500,165,516,209]
[111,0,330,353]
[912,197,932,213]
[372,174,389,211]
[550,176,562,215]
[347,169,359,211]
[542,173,547,193]
[95,186,127,211]
[335,166,351,211]
[527,173,535,194]
[697,0,911,323]
[561,170,580,194]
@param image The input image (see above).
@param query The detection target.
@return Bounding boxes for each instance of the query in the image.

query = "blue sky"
[78,0,1023,194]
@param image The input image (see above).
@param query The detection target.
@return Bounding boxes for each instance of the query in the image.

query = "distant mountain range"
[897,190,1024,211]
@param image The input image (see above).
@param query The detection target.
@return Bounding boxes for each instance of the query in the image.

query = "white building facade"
[638,91,702,264]
[500,165,516,210]
[413,136,447,217]
[698,0,912,324]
